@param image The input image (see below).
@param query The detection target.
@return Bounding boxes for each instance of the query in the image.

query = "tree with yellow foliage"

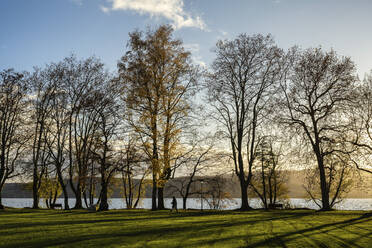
[118,25,198,210]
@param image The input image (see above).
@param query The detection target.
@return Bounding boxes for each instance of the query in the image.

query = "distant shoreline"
[2,197,372,199]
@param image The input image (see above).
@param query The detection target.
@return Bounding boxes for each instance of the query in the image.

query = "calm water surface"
[2,198,371,210]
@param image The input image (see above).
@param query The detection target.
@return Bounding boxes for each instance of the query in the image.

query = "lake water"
[2,198,372,210]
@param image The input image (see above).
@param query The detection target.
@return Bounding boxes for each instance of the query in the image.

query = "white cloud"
[102,0,207,30]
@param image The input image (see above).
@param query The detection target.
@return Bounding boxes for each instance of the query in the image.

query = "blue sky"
[1,0,372,77]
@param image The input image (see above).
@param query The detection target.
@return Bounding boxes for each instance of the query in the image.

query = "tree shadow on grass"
[0,211,316,248]
[180,213,371,248]
[242,214,372,248]
[0,219,266,248]
[2,210,369,248]
[185,217,371,248]
[0,214,183,230]
[0,210,310,231]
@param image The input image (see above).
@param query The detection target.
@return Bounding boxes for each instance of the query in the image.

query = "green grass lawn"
[0,208,371,248]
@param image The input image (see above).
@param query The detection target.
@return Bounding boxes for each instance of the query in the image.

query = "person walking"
[171,196,178,213]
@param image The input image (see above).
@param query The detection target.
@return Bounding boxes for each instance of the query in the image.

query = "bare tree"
[42,62,71,210]
[119,134,149,209]
[62,56,107,209]
[90,83,121,211]
[0,69,29,209]
[206,34,285,210]
[167,134,216,210]
[250,136,288,209]
[279,47,357,210]
[303,152,354,209]
[29,68,56,209]
[203,175,236,210]
[350,71,372,174]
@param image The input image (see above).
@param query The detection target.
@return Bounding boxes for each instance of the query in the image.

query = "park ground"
[0,208,371,248]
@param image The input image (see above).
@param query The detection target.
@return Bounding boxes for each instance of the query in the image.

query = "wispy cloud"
[101,0,207,30]
[184,43,207,68]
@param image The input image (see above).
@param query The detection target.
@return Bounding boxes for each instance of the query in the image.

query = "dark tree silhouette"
[280,48,357,210]
[206,34,286,210]
[0,69,29,209]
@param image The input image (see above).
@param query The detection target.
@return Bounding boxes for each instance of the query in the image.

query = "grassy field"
[0,208,371,248]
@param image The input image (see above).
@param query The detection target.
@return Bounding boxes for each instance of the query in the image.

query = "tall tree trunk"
[0,152,5,209]
[99,181,109,211]
[157,187,165,209]
[68,116,75,210]
[61,185,69,210]
[261,159,267,210]
[52,188,58,206]
[89,163,94,206]
[0,189,4,209]
[239,179,250,210]
[56,170,69,210]
[183,197,187,210]
[318,158,331,211]
[183,182,192,210]
[151,111,158,211]
[268,172,274,205]
[83,191,88,208]
[273,175,277,204]
[151,174,157,210]
[32,166,39,209]
[312,114,331,211]
[159,111,170,211]
[133,177,145,209]
[237,149,251,210]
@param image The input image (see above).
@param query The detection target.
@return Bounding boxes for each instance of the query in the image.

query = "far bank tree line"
[1,25,372,211]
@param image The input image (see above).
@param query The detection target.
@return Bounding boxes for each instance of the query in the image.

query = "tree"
[118,25,198,210]
[303,152,354,209]
[62,55,108,209]
[279,47,357,210]
[350,71,372,174]
[38,169,62,209]
[250,137,288,209]
[119,134,149,209]
[29,68,56,209]
[43,62,71,210]
[203,175,236,210]
[90,83,121,211]
[206,34,285,210]
[0,69,29,209]
[167,133,217,210]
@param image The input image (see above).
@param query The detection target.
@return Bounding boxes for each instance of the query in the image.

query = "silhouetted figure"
[171,196,178,213]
